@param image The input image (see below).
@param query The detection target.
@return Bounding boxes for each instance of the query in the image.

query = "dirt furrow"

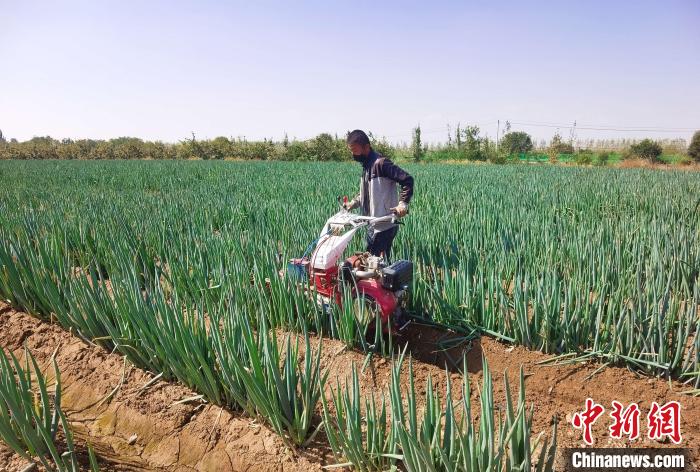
[0,302,699,471]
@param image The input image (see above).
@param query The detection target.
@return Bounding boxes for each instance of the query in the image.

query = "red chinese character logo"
[647,401,682,444]
[609,401,640,440]
[572,398,605,445]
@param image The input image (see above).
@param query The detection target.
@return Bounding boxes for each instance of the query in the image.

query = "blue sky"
[1,0,698,144]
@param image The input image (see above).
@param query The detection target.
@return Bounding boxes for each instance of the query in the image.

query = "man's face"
[348,143,368,160]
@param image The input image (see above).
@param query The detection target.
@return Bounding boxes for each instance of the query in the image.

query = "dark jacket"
[351,149,414,232]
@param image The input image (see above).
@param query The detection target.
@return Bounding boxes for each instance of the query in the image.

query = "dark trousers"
[366,226,398,259]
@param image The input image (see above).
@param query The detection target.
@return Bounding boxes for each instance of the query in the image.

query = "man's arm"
[379,159,414,203]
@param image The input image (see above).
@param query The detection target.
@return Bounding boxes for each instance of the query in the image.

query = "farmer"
[343,129,414,260]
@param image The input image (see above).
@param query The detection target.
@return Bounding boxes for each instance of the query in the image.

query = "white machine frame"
[311,210,396,270]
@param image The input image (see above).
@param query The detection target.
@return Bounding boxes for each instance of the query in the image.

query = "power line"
[368,119,696,143]
[511,119,697,131]
[508,121,696,132]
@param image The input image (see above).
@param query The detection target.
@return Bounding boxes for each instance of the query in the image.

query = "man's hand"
[344,198,359,211]
[391,201,409,218]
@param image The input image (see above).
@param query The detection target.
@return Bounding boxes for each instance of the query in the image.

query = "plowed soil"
[0,302,698,471]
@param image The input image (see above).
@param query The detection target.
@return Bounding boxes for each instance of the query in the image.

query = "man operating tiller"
[343,129,414,260]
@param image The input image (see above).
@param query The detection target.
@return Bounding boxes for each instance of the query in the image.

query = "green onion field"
[0,160,698,471]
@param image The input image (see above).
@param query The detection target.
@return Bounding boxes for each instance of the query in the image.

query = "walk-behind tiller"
[285,198,413,333]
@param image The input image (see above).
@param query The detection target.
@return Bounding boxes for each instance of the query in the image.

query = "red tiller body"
[309,265,396,324]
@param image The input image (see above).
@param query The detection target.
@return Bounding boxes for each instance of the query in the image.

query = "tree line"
[0,131,397,162]
[1,127,698,164]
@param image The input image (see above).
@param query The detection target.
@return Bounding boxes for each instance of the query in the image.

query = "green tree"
[500,131,533,155]
[461,125,485,161]
[367,131,395,158]
[483,137,507,164]
[307,133,345,161]
[574,149,593,165]
[688,131,700,162]
[597,151,610,166]
[548,131,574,162]
[629,139,663,162]
[248,140,276,160]
[210,136,232,160]
[93,140,114,160]
[56,139,79,159]
[110,137,144,159]
[284,140,308,161]
[26,136,60,159]
[178,133,208,159]
[141,141,171,160]
[412,125,423,161]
